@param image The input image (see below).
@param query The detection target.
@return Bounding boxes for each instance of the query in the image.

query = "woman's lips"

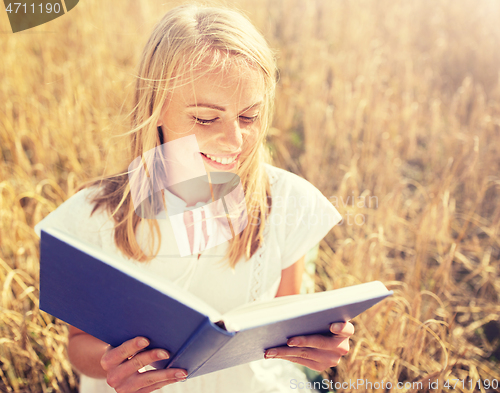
[200,152,239,169]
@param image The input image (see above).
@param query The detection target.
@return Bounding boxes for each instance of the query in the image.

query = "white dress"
[34,164,342,393]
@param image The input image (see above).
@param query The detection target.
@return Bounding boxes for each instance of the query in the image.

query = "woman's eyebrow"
[241,102,262,112]
[187,103,226,111]
[186,101,262,112]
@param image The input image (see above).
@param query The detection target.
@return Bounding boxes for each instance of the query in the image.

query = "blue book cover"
[39,227,392,378]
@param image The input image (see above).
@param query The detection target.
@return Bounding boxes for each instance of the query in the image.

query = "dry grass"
[1,0,499,392]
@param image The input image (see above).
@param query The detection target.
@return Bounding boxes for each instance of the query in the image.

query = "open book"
[39,227,392,378]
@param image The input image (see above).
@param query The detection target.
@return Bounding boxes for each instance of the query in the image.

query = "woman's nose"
[219,119,243,150]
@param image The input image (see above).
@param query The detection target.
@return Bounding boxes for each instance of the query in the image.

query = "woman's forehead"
[172,63,265,108]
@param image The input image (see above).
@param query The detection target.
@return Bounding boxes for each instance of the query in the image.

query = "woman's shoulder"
[34,185,112,247]
[262,164,342,270]
[263,162,342,229]
[263,163,327,200]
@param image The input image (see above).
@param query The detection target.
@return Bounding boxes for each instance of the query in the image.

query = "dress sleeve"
[34,187,108,249]
[279,174,342,270]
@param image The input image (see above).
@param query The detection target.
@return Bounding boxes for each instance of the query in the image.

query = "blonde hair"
[80,4,277,268]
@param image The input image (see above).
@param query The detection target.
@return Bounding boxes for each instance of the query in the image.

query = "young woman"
[35,4,353,393]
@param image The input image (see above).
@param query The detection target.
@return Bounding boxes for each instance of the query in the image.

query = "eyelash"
[193,115,259,125]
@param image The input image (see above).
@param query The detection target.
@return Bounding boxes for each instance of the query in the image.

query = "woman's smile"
[200,151,240,170]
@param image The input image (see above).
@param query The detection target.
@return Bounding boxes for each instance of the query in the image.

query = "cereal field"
[0,0,499,392]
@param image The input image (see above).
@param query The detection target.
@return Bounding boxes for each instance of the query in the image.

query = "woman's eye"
[194,117,218,125]
[239,115,259,124]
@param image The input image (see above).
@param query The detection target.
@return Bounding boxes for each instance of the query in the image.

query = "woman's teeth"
[204,153,237,165]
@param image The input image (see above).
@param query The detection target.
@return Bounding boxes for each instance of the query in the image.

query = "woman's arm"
[275,255,305,297]
[68,325,110,378]
[266,254,354,371]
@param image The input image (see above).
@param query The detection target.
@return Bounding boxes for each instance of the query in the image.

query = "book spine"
[166,318,234,377]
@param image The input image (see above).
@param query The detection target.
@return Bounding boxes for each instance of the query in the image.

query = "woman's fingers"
[286,334,349,353]
[101,337,150,371]
[330,321,355,337]
[265,345,345,367]
[135,376,185,393]
[107,348,171,387]
[99,336,188,393]
[264,322,355,372]
[119,368,187,393]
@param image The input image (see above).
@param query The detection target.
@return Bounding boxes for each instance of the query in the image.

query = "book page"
[221,281,390,332]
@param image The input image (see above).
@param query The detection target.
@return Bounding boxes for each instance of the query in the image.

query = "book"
[39,227,393,379]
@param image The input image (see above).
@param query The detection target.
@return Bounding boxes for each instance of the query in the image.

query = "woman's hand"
[264,322,354,371]
[100,336,188,393]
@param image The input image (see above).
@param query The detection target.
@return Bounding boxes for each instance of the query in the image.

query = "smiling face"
[157,61,265,175]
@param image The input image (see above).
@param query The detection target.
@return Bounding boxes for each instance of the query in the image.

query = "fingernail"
[157,350,169,359]
[287,338,299,347]
[265,349,277,358]
[175,371,187,379]
[331,322,344,333]
[138,338,149,347]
